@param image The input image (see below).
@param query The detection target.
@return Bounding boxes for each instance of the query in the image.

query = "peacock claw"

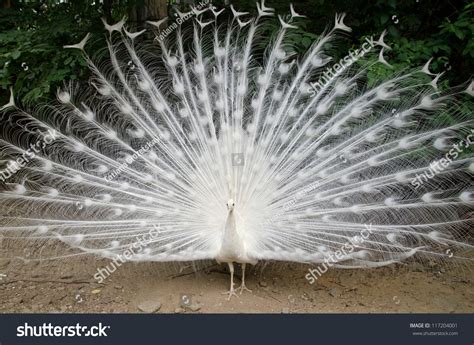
[222,288,239,300]
[237,284,252,295]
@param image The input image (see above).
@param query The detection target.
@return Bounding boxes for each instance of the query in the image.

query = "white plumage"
[0,2,473,299]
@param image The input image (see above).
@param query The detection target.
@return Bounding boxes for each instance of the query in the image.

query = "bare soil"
[0,253,472,313]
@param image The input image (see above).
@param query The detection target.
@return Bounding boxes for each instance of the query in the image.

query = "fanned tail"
[0,2,472,269]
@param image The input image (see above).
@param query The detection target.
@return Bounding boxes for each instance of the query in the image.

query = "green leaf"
[11,51,21,60]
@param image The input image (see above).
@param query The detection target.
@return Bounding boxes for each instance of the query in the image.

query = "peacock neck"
[226,209,236,227]
[223,209,238,240]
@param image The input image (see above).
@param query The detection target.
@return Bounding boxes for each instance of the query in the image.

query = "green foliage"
[0,1,138,105]
[380,2,474,84]
[0,0,473,106]
[267,0,473,87]
[0,3,101,104]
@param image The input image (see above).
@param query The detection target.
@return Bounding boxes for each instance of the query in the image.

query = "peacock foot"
[237,283,252,295]
[222,288,239,300]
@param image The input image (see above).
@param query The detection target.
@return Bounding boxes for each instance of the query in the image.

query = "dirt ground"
[0,251,472,313]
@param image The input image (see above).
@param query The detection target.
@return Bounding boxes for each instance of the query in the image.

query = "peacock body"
[0,2,473,299]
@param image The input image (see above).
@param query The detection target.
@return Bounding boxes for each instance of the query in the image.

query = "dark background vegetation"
[0,0,473,105]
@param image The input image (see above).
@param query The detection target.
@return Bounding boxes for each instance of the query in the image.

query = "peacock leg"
[237,263,252,294]
[221,262,238,300]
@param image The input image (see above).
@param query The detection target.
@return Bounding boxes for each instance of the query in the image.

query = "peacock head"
[226,199,235,211]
